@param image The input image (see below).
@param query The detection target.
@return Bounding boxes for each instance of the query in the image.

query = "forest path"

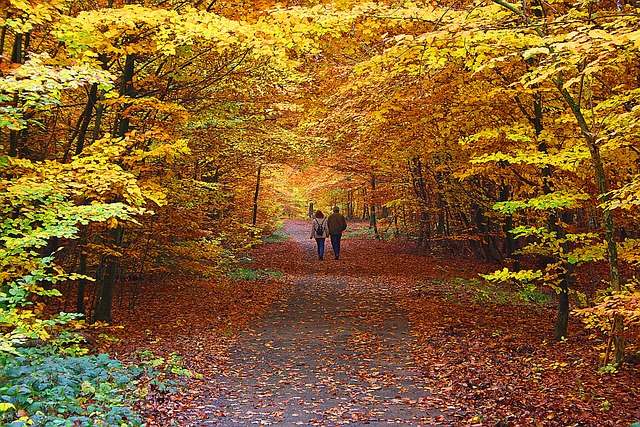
[199,220,447,426]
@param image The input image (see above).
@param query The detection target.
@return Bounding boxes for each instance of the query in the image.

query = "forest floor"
[104,220,639,427]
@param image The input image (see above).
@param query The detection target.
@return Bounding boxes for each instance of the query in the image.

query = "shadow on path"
[202,221,446,426]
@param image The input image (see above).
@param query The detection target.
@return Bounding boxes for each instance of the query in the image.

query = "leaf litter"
[103,220,638,426]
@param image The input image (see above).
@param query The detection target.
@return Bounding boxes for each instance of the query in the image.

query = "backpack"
[315,219,325,235]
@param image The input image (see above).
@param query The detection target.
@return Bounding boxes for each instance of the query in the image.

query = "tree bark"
[500,186,518,265]
[252,164,262,226]
[93,225,123,323]
[529,91,574,339]
[63,83,99,162]
[370,174,378,236]
[115,54,135,137]
[555,74,624,363]
[77,250,87,316]
[408,157,432,247]
[474,204,501,262]
[0,17,7,64]
[77,83,99,155]
[93,51,134,324]
[8,33,25,158]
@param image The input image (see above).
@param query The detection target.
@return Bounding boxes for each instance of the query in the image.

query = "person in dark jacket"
[327,206,347,260]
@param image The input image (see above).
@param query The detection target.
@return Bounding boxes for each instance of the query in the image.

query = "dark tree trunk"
[8,33,26,158]
[347,189,354,220]
[519,89,574,339]
[548,213,573,340]
[92,56,109,144]
[93,53,134,324]
[93,226,123,323]
[252,164,262,226]
[362,187,369,220]
[474,204,501,262]
[500,186,519,269]
[63,84,99,162]
[115,54,135,137]
[0,19,7,62]
[551,74,623,360]
[408,157,432,247]
[77,251,88,316]
[554,263,571,341]
[370,174,378,235]
[11,33,23,63]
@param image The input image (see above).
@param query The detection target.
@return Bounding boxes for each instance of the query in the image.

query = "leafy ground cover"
[102,220,638,426]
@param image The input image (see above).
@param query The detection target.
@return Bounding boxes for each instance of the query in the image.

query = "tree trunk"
[8,33,25,157]
[370,174,378,235]
[91,55,108,142]
[362,187,369,220]
[549,213,573,339]
[499,186,518,262]
[93,92,105,142]
[347,189,354,220]
[436,197,446,236]
[408,157,432,247]
[77,250,87,316]
[521,89,574,339]
[115,54,135,137]
[252,164,262,226]
[0,19,7,63]
[11,33,23,63]
[93,225,123,323]
[474,204,501,261]
[554,265,571,340]
[555,74,624,363]
[93,52,134,324]
[63,84,99,162]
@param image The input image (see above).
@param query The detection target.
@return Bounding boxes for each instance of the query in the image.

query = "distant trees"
[2,0,638,368]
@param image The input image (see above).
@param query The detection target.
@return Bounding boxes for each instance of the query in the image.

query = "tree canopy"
[1,0,639,423]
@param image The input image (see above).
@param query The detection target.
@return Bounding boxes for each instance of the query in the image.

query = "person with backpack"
[327,206,347,260]
[310,210,329,260]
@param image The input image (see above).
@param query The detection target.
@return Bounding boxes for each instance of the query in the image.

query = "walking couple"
[310,206,347,260]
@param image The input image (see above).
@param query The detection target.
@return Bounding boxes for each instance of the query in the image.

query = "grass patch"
[448,277,551,307]
[262,230,289,243]
[344,227,376,239]
[227,267,283,281]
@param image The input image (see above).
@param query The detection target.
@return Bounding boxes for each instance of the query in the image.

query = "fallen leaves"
[103,219,638,426]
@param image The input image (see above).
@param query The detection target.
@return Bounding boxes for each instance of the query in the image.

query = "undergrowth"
[0,339,195,427]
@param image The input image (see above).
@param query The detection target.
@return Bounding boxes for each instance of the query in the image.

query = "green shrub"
[0,352,145,427]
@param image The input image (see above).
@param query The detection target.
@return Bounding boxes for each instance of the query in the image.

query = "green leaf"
[494,190,590,214]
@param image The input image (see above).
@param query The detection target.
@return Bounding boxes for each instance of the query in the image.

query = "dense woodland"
[1,0,639,425]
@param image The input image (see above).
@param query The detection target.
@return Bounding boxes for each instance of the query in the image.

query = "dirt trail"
[200,221,446,426]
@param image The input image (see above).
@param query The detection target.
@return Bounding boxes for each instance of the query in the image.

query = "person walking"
[327,206,347,260]
[310,210,329,260]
